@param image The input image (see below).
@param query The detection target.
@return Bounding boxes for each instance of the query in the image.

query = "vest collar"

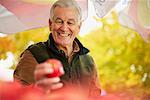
[47,33,89,55]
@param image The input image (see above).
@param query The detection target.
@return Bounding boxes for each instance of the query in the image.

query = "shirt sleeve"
[13,50,38,85]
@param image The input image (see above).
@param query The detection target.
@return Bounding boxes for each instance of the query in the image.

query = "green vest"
[27,34,95,87]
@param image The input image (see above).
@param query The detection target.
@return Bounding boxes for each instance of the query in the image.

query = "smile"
[58,32,70,37]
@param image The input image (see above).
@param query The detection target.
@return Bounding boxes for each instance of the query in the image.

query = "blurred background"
[0,0,150,99]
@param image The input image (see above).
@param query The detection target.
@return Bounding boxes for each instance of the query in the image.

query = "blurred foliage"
[0,27,49,61]
[0,37,16,59]
[0,27,49,69]
[0,12,150,98]
[79,12,150,97]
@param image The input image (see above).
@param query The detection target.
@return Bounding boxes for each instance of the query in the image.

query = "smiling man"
[14,0,101,96]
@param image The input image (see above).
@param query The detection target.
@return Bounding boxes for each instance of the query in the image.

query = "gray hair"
[50,0,82,21]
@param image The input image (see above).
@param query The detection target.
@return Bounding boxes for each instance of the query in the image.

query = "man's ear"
[49,19,52,31]
[78,22,82,29]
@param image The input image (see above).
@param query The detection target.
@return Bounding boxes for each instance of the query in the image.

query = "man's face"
[49,6,81,47]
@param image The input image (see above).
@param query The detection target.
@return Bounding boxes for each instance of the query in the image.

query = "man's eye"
[67,21,75,25]
[55,19,63,24]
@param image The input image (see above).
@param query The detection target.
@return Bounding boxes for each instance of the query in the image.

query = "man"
[14,0,100,96]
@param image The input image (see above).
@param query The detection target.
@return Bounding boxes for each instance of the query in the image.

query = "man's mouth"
[58,32,70,37]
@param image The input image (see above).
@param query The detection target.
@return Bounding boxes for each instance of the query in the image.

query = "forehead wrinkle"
[53,7,78,19]
[54,16,77,22]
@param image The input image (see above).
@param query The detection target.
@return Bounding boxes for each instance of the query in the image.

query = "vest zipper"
[67,57,72,78]
[59,50,71,79]
[68,65,71,78]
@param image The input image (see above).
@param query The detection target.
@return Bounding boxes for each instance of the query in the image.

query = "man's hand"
[34,62,64,93]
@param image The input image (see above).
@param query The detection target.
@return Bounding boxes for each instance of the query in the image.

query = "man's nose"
[60,23,69,32]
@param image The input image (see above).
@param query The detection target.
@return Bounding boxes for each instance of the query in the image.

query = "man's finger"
[35,77,61,87]
[34,63,53,80]
[35,77,63,91]
[51,83,63,90]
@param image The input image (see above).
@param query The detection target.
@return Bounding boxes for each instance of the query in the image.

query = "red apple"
[46,59,64,78]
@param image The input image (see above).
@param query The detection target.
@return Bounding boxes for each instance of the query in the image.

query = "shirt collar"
[47,33,89,55]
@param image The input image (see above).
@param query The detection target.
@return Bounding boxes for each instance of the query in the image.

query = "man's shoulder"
[80,54,93,59]
[79,54,94,64]
[26,42,49,63]
[27,42,47,50]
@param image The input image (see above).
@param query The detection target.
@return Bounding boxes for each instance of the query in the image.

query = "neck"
[56,43,73,57]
